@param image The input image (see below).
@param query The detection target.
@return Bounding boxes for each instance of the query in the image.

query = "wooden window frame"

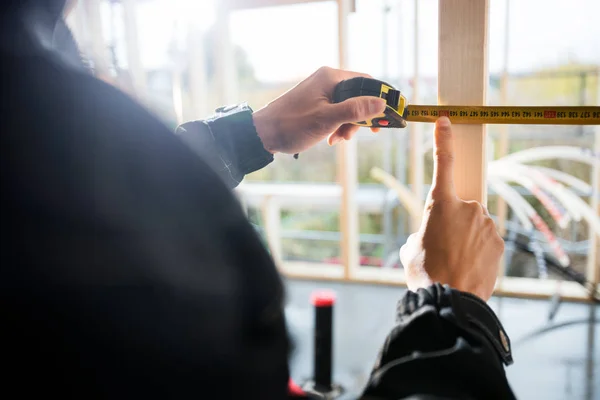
[230,0,599,302]
[87,0,598,301]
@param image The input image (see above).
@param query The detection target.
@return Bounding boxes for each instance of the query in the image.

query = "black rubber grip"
[332,77,408,129]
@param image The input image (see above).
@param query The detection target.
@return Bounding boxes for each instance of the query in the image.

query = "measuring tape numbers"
[405,105,600,125]
[332,77,600,127]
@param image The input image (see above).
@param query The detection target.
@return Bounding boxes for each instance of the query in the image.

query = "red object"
[378,119,390,126]
[288,378,305,397]
[311,290,336,307]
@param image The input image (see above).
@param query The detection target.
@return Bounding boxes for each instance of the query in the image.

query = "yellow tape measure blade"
[405,106,600,125]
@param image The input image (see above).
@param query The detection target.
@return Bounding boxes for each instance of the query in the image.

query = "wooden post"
[585,72,599,394]
[438,0,489,204]
[587,72,600,288]
[496,0,510,280]
[409,0,424,232]
[337,0,359,280]
[590,130,600,286]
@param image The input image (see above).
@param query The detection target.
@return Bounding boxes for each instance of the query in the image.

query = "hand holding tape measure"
[332,77,600,127]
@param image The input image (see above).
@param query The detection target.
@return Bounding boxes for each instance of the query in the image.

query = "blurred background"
[66,1,598,398]
[67,0,599,284]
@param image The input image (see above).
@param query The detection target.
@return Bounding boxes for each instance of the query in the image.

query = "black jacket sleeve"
[175,104,275,189]
[360,283,516,400]
[174,107,518,400]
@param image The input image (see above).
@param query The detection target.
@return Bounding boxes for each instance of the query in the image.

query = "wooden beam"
[438,0,489,204]
[281,262,344,280]
[336,0,358,280]
[584,70,599,297]
[281,264,592,302]
[409,0,424,232]
[587,108,600,288]
[496,0,511,280]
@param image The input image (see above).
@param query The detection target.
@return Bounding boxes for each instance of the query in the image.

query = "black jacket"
[178,114,517,400]
[1,1,516,399]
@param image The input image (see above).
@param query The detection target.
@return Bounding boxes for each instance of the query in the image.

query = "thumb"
[328,96,386,125]
[430,117,456,200]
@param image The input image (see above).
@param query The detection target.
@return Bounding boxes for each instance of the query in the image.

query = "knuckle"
[400,234,418,262]
[484,217,496,230]
[466,201,481,214]
[317,66,334,76]
[495,233,505,249]
[430,188,451,201]
[498,239,506,252]
[435,150,454,163]
[346,104,362,121]
[438,125,452,136]
[489,231,504,253]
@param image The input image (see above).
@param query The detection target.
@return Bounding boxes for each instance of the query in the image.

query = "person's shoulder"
[3,50,195,166]
[2,49,235,210]
[24,54,167,133]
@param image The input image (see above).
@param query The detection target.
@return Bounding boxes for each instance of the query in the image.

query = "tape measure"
[332,77,600,127]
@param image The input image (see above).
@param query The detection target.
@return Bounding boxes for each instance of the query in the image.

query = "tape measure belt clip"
[383,89,400,109]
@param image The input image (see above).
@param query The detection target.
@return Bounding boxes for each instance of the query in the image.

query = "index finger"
[430,117,456,200]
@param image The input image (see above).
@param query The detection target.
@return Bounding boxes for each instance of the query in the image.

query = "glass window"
[348,0,439,271]
[68,0,599,289]
[230,2,339,183]
[487,0,600,283]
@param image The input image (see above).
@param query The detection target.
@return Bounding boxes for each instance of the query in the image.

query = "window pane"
[230,2,339,182]
[249,206,342,263]
[348,0,439,270]
[487,0,600,283]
